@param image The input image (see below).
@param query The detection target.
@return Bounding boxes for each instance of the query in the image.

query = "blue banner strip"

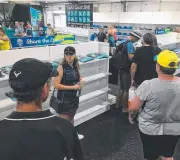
[10,35,76,48]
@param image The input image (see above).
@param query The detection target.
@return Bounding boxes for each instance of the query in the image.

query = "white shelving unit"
[0,42,116,126]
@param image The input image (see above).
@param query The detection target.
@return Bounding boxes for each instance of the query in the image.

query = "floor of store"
[76,106,180,160]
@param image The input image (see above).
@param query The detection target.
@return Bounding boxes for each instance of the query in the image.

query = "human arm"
[128,81,149,123]
[127,42,135,60]
[77,65,85,86]
[130,51,138,86]
[130,63,137,86]
[52,65,81,90]
[103,33,108,42]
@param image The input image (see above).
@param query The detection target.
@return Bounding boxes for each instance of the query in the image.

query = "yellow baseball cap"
[157,50,179,68]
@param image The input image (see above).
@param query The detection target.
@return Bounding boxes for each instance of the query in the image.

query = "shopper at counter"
[97,27,107,42]
[53,46,85,140]
[0,28,11,51]
[14,21,24,37]
[116,31,142,112]
[108,25,117,42]
[25,21,32,37]
[131,33,161,86]
[47,23,57,36]
[129,50,180,160]
[0,58,84,160]
[20,22,25,32]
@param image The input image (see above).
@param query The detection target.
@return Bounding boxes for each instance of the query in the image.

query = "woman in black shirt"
[131,33,161,86]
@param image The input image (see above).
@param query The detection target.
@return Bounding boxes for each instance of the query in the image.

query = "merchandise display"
[87,53,109,59]
[78,56,94,62]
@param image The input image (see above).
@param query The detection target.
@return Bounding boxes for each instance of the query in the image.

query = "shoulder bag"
[50,67,65,114]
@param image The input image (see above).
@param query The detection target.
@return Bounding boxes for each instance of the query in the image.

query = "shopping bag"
[128,86,136,108]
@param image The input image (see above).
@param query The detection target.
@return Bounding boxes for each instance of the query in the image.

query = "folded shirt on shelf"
[1,66,12,75]
[78,56,94,63]
[87,53,109,59]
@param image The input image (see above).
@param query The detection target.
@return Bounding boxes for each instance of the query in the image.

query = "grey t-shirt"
[136,78,180,135]
[15,27,23,35]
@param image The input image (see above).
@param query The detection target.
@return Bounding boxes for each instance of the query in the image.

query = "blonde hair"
[61,55,80,78]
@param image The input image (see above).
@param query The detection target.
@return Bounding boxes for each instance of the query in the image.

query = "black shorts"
[119,69,131,92]
[57,97,79,115]
[139,130,180,159]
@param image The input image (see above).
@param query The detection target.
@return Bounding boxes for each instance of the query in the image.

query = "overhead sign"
[65,4,93,28]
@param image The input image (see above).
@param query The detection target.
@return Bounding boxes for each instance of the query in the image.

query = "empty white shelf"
[84,72,110,83]
[79,57,109,66]
[80,89,108,103]
[75,94,116,126]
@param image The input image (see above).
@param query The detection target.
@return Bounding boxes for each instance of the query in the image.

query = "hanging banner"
[65,4,93,28]
[10,35,76,48]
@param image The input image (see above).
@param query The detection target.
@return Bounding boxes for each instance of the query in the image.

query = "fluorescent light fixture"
[0,0,8,3]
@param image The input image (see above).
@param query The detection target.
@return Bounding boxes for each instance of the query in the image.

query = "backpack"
[112,40,131,70]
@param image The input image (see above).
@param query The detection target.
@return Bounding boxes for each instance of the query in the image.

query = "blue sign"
[155,28,165,35]
[10,35,76,48]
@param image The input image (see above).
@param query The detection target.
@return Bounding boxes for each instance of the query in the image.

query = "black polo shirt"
[97,32,107,42]
[0,109,84,160]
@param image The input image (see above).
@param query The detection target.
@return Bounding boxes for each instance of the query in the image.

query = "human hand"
[131,80,134,87]
[73,84,81,90]
[80,78,85,86]
[128,114,134,124]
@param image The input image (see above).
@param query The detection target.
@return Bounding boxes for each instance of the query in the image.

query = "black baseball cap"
[9,58,59,93]
[64,46,76,55]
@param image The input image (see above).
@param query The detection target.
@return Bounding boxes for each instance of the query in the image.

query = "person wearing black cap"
[0,58,84,160]
[53,46,85,140]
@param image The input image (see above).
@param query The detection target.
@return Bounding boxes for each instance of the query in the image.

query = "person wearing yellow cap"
[128,50,180,160]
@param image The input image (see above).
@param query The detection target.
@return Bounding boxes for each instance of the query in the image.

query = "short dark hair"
[159,65,176,75]
[143,33,154,46]
[11,82,44,103]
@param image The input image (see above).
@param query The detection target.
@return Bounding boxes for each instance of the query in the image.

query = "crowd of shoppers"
[111,31,180,159]
[0,25,179,160]
[129,50,180,160]
[14,21,49,37]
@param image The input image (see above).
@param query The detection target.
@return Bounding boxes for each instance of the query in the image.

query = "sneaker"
[78,133,84,140]
[122,107,128,113]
